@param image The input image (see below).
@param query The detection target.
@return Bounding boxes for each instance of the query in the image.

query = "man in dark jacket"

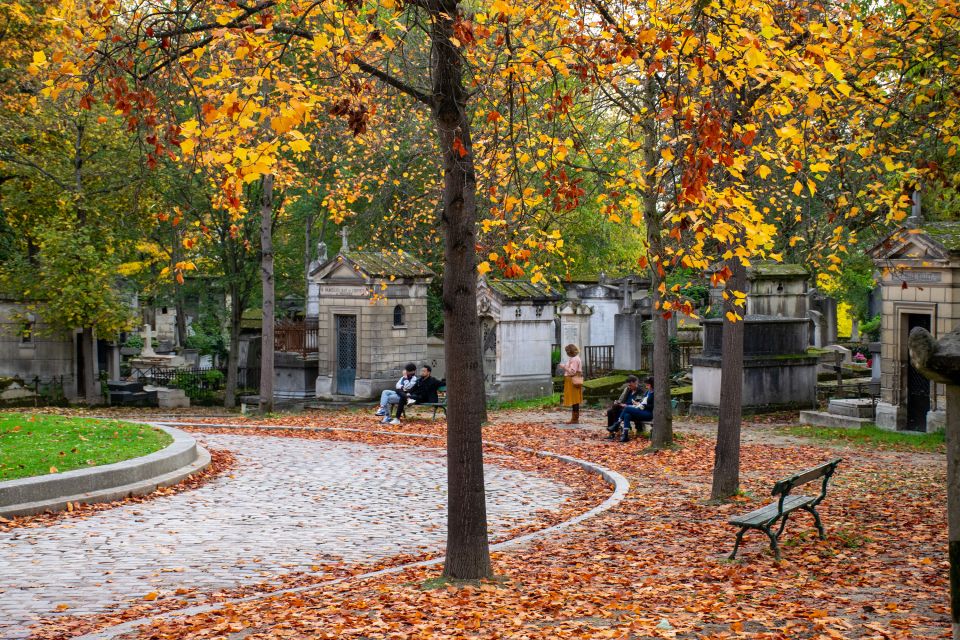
[390,365,444,424]
[606,375,641,438]
[617,376,654,442]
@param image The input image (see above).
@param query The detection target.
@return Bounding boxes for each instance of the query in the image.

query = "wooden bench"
[402,385,447,420]
[728,458,842,561]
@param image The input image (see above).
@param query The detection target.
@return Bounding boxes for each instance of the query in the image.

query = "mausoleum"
[867,220,960,431]
[477,278,560,401]
[308,241,434,400]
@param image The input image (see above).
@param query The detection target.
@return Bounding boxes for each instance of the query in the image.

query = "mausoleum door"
[906,313,932,431]
[480,316,497,389]
[335,314,357,395]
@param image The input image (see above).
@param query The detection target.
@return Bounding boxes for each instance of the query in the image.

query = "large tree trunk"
[430,1,492,581]
[81,326,99,404]
[947,385,960,640]
[711,258,746,500]
[224,282,242,409]
[259,174,275,414]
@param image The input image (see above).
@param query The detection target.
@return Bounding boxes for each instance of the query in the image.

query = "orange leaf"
[143,591,159,601]
[452,136,468,158]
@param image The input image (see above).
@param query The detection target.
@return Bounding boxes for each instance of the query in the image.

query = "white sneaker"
[375,408,386,416]
[380,416,391,424]
[406,399,417,406]
[389,418,401,425]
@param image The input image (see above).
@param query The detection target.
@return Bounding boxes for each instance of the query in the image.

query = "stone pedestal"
[613,313,645,370]
[129,354,186,377]
[875,401,904,430]
[274,352,319,400]
[691,317,818,415]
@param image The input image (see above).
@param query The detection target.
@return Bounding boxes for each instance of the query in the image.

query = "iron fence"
[0,375,68,407]
[276,319,319,355]
[584,345,615,378]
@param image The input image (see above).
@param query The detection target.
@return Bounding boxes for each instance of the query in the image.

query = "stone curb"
[73,422,629,640]
[0,425,209,518]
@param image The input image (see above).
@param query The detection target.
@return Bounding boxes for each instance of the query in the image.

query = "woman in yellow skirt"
[559,343,583,424]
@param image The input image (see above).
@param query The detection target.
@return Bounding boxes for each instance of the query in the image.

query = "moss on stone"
[922,221,960,252]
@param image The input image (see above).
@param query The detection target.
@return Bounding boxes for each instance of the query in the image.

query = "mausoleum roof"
[340,251,435,279]
[920,221,960,252]
[486,279,561,301]
[747,262,808,278]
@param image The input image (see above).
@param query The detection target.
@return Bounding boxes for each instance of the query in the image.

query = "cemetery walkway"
[1,431,574,639]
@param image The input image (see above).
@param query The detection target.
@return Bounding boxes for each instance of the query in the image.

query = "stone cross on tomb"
[340,226,349,253]
[141,324,156,357]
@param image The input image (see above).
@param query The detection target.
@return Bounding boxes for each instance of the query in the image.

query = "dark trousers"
[620,405,653,431]
[606,404,623,428]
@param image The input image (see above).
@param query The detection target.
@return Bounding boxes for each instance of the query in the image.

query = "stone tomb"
[477,278,560,401]
[867,220,960,432]
[309,250,434,401]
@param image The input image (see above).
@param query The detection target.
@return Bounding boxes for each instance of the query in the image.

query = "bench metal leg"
[803,505,826,539]
[729,527,747,560]
[774,514,790,540]
[763,526,782,561]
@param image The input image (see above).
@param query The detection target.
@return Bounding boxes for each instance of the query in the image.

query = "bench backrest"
[772,458,842,503]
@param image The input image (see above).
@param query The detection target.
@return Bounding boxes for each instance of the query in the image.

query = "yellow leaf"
[824,58,844,82]
[757,165,771,179]
[289,139,310,153]
[49,466,58,473]
[143,591,159,601]
[33,51,46,65]
[792,181,803,196]
[477,261,491,275]
[180,138,196,156]
[661,148,675,163]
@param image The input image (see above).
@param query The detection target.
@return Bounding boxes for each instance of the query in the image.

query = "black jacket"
[406,376,444,404]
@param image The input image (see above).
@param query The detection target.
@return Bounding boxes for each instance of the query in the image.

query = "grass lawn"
[783,422,945,452]
[0,413,173,481]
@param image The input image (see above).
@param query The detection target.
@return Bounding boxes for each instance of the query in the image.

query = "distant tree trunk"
[259,174,275,414]
[171,238,188,348]
[305,210,313,299]
[711,257,746,500]
[643,91,673,450]
[81,327,99,404]
[946,385,960,640]
[224,282,242,409]
[430,2,491,581]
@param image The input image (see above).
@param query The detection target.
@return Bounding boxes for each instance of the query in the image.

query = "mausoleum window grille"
[19,322,33,345]
[535,305,544,318]
[393,304,405,327]
[515,308,522,319]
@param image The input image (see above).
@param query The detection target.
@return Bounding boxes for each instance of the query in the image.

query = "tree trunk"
[711,258,746,500]
[643,98,673,450]
[259,174,275,414]
[224,282,242,409]
[81,326,99,404]
[947,385,960,640]
[430,1,491,581]
[305,210,313,299]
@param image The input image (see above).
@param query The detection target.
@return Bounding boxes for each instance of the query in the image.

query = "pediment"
[869,228,950,263]
[309,256,368,283]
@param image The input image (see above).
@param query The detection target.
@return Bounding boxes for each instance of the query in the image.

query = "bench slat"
[729,495,814,526]
[773,458,842,495]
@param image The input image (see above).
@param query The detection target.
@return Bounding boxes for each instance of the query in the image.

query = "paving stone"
[0,433,571,635]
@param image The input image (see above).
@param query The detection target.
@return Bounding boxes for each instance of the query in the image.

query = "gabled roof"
[484,278,561,302]
[868,222,959,262]
[311,251,435,280]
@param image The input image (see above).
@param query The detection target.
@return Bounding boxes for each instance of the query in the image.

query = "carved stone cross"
[141,324,156,357]
[340,226,349,253]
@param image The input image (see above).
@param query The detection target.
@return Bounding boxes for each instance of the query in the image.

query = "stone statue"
[909,325,960,640]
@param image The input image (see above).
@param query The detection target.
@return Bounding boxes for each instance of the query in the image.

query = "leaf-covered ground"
[22,409,951,639]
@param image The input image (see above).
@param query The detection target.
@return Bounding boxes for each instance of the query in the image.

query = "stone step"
[798,410,873,429]
[827,398,876,419]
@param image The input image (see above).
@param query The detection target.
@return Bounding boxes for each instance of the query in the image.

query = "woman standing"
[559,343,583,424]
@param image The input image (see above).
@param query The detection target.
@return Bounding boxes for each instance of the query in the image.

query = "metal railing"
[276,319,319,355]
[584,345,615,378]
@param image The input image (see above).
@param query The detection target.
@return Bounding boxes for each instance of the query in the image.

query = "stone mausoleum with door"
[867,220,960,432]
[308,247,434,401]
[477,278,560,401]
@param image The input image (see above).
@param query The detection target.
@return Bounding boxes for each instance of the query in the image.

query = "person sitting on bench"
[606,375,641,439]
[376,363,417,421]
[615,376,653,442]
[390,365,445,425]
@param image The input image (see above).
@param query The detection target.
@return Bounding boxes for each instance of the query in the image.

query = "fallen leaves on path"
[23,413,952,639]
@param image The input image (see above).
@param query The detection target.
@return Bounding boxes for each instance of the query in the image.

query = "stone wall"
[0,301,78,399]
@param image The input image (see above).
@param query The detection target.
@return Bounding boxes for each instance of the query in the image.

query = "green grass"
[488,393,562,411]
[782,423,945,452]
[0,413,173,481]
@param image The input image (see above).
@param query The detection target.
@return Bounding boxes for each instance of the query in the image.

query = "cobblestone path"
[0,432,572,637]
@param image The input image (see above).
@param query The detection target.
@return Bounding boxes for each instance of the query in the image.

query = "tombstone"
[807,290,838,345]
[557,300,592,354]
[154,306,178,345]
[308,243,434,400]
[867,220,960,431]
[612,275,653,370]
[559,280,623,346]
[693,264,817,414]
[476,278,561,401]
[129,324,186,377]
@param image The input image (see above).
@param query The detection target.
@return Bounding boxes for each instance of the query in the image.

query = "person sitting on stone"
[376,363,418,420]
[391,365,444,425]
[606,375,641,440]
[616,376,654,442]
